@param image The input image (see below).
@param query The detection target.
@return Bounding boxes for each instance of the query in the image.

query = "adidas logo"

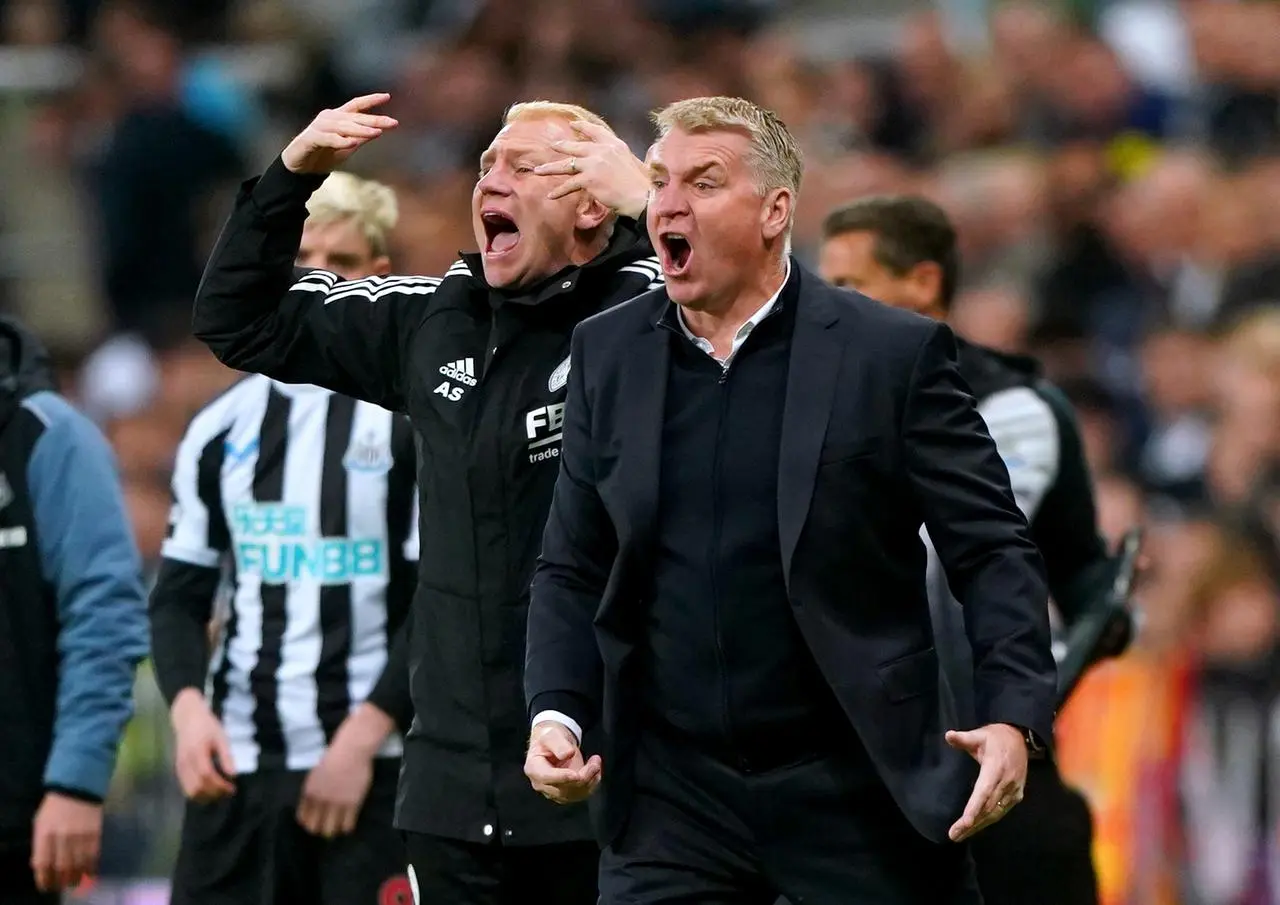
[438,358,477,386]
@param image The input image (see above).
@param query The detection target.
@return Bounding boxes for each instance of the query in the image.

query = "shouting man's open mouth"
[482,210,521,257]
[658,230,692,277]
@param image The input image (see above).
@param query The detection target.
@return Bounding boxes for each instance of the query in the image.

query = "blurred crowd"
[3,0,1280,902]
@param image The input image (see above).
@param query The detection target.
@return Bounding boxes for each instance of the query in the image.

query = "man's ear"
[372,256,392,276]
[576,195,612,232]
[761,188,792,244]
[907,260,943,309]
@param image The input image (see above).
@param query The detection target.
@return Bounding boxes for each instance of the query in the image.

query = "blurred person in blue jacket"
[0,315,149,903]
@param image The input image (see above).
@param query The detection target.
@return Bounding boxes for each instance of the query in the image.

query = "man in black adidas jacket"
[192,93,657,905]
[819,196,1115,905]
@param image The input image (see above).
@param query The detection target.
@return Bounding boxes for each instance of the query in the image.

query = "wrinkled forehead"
[646,127,752,175]
[480,117,573,167]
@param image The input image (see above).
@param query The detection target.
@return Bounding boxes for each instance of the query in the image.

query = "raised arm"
[192,95,431,412]
[901,324,1056,746]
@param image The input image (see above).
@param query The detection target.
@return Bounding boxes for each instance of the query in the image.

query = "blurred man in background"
[150,172,418,905]
[191,92,657,905]
[0,314,149,903]
[819,195,1114,905]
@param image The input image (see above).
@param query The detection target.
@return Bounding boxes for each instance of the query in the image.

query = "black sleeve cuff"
[529,691,594,733]
[249,157,328,220]
[148,559,222,706]
[45,785,103,805]
[365,617,413,733]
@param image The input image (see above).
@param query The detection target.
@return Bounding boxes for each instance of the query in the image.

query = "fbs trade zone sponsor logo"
[526,403,564,463]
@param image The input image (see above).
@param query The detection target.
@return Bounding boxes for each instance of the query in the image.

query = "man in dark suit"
[522,96,1057,905]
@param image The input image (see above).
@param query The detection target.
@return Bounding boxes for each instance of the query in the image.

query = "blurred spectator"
[950,283,1032,354]
[77,333,158,423]
[1178,530,1280,905]
[1137,327,1214,502]
[46,0,248,347]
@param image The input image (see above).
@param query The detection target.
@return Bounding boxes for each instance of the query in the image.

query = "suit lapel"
[778,282,844,590]
[617,320,670,565]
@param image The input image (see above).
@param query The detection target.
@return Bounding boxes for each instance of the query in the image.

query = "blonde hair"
[504,100,612,132]
[305,171,399,258]
[651,96,804,211]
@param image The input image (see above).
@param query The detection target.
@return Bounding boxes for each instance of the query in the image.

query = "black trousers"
[601,730,981,905]
[969,759,1099,905]
[0,848,58,905]
[171,759,407,905]
[403,832,599,905]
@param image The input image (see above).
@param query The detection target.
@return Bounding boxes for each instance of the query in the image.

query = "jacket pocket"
[876,646,938,703]
[818,438,880,467]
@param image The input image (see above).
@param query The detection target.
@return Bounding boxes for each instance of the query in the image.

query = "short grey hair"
[651,96,804,214]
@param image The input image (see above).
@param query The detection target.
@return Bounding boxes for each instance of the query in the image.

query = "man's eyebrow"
[481,143,551,168]
[647,161,724,180]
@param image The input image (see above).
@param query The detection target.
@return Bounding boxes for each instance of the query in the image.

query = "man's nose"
[476,166,513,196]
[650,184,687,220]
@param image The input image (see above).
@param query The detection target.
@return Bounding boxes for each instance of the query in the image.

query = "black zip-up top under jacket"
[192,159,662,845]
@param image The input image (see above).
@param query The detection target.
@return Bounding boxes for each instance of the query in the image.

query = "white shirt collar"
[676,258,791,368]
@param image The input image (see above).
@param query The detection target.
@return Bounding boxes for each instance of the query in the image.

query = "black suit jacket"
[526,264,1056,845]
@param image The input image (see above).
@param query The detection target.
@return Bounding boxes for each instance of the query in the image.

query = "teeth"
[665,233,685,240]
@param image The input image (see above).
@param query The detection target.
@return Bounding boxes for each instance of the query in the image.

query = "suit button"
[483,824,494,837]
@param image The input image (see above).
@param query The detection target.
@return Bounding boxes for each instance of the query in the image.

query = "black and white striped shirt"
[161,376,418,773]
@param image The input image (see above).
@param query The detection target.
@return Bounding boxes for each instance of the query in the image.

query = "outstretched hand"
[946,723,1028,842]
[281,94,399,175]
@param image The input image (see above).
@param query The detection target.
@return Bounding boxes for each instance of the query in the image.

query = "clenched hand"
[281,94,400,175]
[524,722,601,805]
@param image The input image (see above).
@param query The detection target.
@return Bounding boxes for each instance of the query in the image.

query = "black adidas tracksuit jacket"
[192,159,661,846]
